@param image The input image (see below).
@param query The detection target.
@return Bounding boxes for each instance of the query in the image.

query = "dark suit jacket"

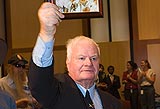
[29,60,122,109]
[102,74,121,99]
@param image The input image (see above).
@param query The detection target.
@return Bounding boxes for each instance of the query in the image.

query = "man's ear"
[66,58,69,66]
[66,58,70,71]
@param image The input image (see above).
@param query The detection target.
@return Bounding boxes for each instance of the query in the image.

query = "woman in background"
[122,61,139,109]
[138,59,156,109]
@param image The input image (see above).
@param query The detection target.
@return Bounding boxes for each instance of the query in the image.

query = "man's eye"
[79,57,85,60]
[90,57,97,61]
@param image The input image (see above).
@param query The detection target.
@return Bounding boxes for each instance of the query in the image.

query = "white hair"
[66,36,100,61]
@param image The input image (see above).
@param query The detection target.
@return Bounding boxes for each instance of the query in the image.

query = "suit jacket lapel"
[64,74,87,108]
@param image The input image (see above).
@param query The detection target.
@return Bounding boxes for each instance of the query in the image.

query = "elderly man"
[29,2,122,109]
[0,54,41,108]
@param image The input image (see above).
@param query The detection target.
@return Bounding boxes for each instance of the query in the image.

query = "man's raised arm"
[32,2,64,67]
[29,2,64,107]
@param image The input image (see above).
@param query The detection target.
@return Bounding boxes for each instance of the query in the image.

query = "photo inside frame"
[55,0,99,13]
[44,0,103,19]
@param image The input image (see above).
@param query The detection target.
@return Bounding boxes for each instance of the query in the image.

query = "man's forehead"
[71,43,100,58]
[75,54,99,57]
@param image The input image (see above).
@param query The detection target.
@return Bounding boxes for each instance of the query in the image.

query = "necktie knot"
[85,90,95,109]
[85,90,90,98]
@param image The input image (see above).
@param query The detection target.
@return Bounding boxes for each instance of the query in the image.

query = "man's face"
[66,40,100,83]
[99,67,103,72]
[108,68,114,75]
[11,61,27,95]
[12,61,27,82]
[12,61,25,74]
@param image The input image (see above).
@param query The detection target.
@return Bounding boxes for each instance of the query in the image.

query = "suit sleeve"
[28,58,59,108]
[113,76,121,89]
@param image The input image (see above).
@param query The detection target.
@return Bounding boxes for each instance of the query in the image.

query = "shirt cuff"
[32,36,54,67]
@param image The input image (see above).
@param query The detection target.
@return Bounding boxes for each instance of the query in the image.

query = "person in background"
[96,64,106,90]
[98,64,105,83]
[0,54,41,109]
[122,61,139,109]
[98,65,121,99]
[0,42,16,109]
[138,59,156,109]
[28,2,122,109]
[103,65,121,99]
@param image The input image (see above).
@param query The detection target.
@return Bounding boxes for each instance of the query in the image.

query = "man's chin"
[82,75,95,80]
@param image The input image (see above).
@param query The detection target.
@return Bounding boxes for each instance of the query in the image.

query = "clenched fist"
[38,2,64,42]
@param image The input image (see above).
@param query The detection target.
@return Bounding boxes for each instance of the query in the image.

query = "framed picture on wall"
[44,0,103,19]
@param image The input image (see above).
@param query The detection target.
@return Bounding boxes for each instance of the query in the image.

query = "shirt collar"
[109,74,113,76]
[76,83,95,99]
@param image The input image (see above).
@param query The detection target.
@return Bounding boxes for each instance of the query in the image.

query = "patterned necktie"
[84,90,95,109]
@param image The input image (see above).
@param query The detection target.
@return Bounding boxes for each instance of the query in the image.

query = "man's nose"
[84,57,92,65]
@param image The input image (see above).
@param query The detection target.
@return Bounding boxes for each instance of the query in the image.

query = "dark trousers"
[140,86,155,109]
[124,89,139,109]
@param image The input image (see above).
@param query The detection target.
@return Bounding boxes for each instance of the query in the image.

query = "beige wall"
[137,0,160,40]
[91,0,129,42]
[91,0,109,42]
[110,0,129,41]
[55,19,83,45]
[10,0,42,48]
[148,44,160,94]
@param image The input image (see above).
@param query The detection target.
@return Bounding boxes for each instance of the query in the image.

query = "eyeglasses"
[14,64,25,69]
